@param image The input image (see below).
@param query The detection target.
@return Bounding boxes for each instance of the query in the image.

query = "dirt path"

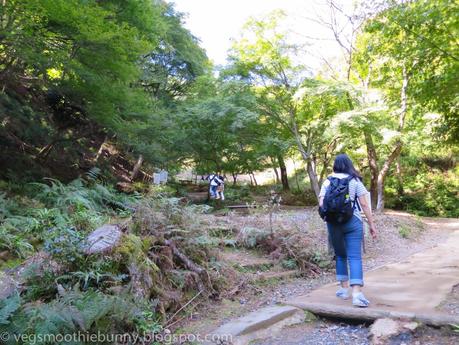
[263,217,459,345]
[178,214,459,344]
[287,217,459,314]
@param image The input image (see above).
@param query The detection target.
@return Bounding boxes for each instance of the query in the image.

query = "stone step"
[236,259,274,271]
[249,270,298,282]
[220,250,274,271]
[207,305,305,345]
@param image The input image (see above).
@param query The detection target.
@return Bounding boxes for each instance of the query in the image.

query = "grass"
[399,225,411,239]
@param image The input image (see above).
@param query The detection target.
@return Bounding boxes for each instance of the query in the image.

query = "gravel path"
[251,320,459,345]
[251,321,370,345]
[438,284,459,316]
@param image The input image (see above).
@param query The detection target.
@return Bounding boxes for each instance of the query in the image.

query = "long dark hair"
[333,154,362,180]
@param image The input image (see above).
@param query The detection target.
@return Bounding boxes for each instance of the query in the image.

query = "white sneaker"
[352,292,370,307]
[336,287,350,300]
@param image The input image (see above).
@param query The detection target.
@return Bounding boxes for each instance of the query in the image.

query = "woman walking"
[319,154,377,307]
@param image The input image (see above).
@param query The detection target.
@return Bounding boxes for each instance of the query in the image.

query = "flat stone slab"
[85,224,121,254]
[285,219,459,325]
[210,305,304,344]
[214,305,301,336]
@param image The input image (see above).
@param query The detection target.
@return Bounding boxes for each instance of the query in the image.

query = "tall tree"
[349,0,458,210]
[176,76,266,177]
[226,12,353,200]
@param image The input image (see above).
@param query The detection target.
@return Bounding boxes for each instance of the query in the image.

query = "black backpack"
[319,176,356,224]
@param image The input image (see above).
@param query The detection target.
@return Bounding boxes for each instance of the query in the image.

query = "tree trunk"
[291,125,320,201]
[273,167,280,184]
[364,130,379,210]
[251,172,258,186]
[232,173,238,186]
[130,155,144,181]
[277,155,289,191]
[375,66,409,212]
[94,135,108,163]
[306,161,320,199]
[270,157,280,184]
[376,142,403,211]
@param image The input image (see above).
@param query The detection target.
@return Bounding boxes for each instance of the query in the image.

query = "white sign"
[159,170,168,184]
[153,173,161,185]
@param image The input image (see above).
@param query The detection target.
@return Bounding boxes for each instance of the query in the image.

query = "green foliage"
[398,225,411,239]
[226,11,354,197]
[223,185,253,203]
[238,227,270,249]
[281,258,298,270]
[0,179,137,264]
[355,0,459,142]
[176,77,267,175]
[386,164,459,217]
[452,323,459,333]
[31,179,135,214]
[0,293,21,326]
[0,0,209,178]
[0,288,160,345]
[309,250,333,269]
[44,227,86,265]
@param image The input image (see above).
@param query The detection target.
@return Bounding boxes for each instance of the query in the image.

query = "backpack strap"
[347,176,362,211]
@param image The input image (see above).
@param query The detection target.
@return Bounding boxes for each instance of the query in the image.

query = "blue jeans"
[327,216,364,286]
[209,185,217,198]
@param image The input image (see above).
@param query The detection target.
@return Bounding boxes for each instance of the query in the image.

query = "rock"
[0,272,17,299]
[10,251,62,284]
[0,250,11,261]
[370,318,401,344]
[85,224,121,254]
[403,321,419,332]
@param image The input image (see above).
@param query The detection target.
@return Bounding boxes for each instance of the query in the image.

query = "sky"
[170,0,353,71]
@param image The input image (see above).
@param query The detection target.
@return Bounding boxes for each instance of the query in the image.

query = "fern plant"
[84,167,102,183]
[0,288,161,344]
[238,227,270,248]
[0,293,21,325]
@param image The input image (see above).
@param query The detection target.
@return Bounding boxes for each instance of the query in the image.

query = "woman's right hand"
[369,225,377,239]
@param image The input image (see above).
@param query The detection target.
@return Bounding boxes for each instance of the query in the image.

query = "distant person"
[206,173,223,199]
[215,175,225,200]
[319,153,377,308]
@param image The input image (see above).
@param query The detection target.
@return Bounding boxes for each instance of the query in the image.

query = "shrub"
[237,227,270,248]
[386,170,459,217]
[398,225,411,239]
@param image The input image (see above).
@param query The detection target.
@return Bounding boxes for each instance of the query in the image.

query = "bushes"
[0,178,139,262]
[223,185,252,203]
[386,170,459,217]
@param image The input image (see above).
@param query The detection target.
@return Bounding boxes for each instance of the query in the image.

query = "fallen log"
[164,239,210,293]
[285,301,459,327]
[164,239,204,274]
